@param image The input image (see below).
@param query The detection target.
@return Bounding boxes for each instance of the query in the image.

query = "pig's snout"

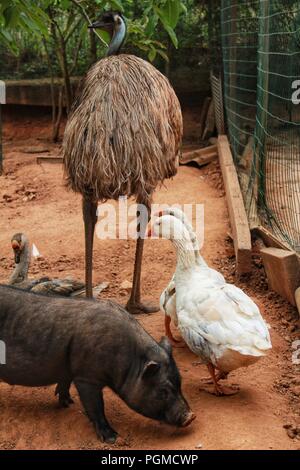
[181,411,196,427]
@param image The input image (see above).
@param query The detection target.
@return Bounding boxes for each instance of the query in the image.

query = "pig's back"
[0,285,148,386]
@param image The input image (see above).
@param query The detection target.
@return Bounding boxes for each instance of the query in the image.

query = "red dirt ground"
[0,107,299,450]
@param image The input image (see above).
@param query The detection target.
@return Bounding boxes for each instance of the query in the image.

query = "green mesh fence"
[221,0,300,252]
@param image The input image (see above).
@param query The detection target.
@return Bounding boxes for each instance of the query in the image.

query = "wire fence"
[221,0,300,252]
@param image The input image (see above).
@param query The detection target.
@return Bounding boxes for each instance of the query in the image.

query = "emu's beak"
[88,20,107,29]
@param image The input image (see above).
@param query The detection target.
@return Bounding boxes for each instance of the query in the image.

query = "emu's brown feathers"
[63,54,182,206]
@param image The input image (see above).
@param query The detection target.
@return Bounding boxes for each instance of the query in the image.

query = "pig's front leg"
[55,379,74,408]
[74,379,117,443]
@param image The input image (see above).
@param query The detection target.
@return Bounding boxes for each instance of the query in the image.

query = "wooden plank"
[218,135,252,274]
[198,96,211,139]
[260,247,300,306]
[180,145,218,166]
[36,156,63,164]
[295,287,300,317]
[251,225,292,251]
[202,99,215,140]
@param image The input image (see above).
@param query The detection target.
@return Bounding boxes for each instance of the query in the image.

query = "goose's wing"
[31,278,85,296]
[13,277,51,291]
[160,275,176,315]
[72,281,109,298]
[178,284,271,357]
[178,314,213,362]
[222,283,260,316]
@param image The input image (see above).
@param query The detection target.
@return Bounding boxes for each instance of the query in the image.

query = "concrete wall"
[3,67,210,107]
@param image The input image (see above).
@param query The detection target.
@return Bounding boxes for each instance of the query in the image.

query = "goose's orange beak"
[154,210,164,218]
[11,240,20,250]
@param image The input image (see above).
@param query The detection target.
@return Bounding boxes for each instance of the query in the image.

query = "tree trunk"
[57,37,73,114]
[89,28,97,65]
[52,86,63,143]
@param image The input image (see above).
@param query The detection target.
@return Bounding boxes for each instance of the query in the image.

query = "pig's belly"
[0,358,68,387]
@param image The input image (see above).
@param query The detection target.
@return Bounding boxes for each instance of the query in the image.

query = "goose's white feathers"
[176,265,271,369]
[160,275,177,325]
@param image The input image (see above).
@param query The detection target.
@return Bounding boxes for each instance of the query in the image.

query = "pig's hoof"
[126,301,159,315]
[97,426,118,444]
[58,396,74,408]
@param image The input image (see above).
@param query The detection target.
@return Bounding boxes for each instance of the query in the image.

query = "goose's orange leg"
[202,364,239,396]
[165,316,180,343]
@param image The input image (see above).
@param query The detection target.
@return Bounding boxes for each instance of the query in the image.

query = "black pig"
[0,285,195,442]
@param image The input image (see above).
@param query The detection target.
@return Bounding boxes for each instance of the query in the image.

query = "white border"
[0,80,6,104]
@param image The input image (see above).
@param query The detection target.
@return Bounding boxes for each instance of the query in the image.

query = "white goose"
[158,208,213,344]
[150,215,272,395]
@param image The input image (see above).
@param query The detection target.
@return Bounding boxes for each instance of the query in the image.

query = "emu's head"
[88,11,126,56]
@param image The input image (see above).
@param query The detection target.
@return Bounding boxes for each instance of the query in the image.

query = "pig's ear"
[142,361,161,379]
[159,336,172,355]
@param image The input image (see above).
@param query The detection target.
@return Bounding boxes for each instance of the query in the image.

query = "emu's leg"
[126,205,159,315]
[82,197,98,298]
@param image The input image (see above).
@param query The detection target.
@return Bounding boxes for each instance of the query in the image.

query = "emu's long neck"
[9,242,31,285]
[107,17,126,56]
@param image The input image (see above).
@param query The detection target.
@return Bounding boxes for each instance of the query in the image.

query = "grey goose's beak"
[14,250,21,264]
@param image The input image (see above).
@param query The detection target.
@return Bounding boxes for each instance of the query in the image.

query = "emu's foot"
[126,301,159,315]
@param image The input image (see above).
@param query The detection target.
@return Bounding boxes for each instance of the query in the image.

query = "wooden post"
[260,247,300,306]
[257,0,270,207]
[218,135,252,274]
[0,80,5,175]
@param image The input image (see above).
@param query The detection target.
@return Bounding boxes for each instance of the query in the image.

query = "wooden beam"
[198,97,211,139]
[218,135,252,274]
[180,145,217,166]
[260,247,300,306]
[251,225,292,251]
[36,156,63,164]
[295,287,300,317]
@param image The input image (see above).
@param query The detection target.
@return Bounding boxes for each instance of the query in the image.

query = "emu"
[63,11,182,313]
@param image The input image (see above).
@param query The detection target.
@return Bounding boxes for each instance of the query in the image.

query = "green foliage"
[0,0,49,51]
[0,0,209,80]
[0,0,186,58]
